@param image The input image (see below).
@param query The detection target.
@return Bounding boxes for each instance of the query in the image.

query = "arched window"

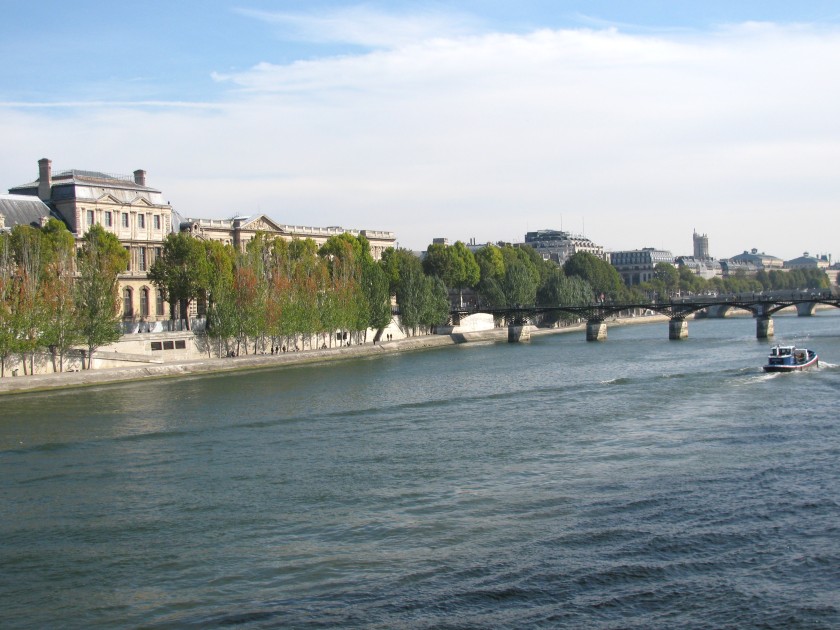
[156,289,165,317]
[123,288,133,317]
[140,287,149,317]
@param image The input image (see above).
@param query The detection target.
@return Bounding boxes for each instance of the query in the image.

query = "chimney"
[133,169,146,186]
[38,158,52,201]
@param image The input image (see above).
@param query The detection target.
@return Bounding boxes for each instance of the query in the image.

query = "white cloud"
[3,18,840,260]
[234,4,480,48]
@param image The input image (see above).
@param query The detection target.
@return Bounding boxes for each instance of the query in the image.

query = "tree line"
[641,262,831,299]
[2,219,833,375]
[0,222,128,375]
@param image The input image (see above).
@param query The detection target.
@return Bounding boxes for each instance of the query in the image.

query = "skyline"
[2,1,840,260]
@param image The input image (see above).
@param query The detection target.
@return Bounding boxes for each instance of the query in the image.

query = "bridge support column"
[669,318,688,340]
[508,324,531,343]
[586,320,607,341]
[756,316,774,339]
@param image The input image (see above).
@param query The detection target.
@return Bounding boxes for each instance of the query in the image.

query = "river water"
[2,314,839,628]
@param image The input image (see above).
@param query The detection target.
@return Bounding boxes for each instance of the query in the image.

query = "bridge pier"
[756,316,774,339]
[586,320,607,341]
[669,318,688,340]
[508,324,531,343]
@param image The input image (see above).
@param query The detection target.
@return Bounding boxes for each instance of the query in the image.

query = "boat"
[763,345,819,372]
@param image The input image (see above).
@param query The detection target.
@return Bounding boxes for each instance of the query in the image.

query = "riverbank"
[0,315,667,396]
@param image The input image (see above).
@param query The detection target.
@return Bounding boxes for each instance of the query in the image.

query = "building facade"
[784,252,830,270]
[610,248,675,285]
[181,215,395,261]
[693,230,710,259]
[524,229,606,264]
[8,158,174,325]
[727,249,784,271]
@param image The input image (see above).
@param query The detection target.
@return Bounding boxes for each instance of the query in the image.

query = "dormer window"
[138,214,145,229]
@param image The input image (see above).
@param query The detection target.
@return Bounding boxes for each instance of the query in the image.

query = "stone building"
[180,215,395,261]
[728,248,784,271]
[610,248,675,285]
[693,230,710,259]
[784,252,830,270]
[524,229,606,264]
[8,158,174,326]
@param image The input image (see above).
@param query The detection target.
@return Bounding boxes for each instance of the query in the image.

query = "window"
[138,214,145,229]
[104,211,112,227]
[154,247,162,262]
[175,340,186,350]
[140,287,149,317]
[125,247,131,271]
[87,209,95,225]
[123,288,133,317]
[139,247,147,272]
[154,215,161,230]
[122,213,129,228]
[156,289,165,316]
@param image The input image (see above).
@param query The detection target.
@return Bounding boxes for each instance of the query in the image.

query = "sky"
[2,1,840,261]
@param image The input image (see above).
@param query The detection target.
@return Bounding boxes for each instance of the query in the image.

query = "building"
[180,216,395,261]
[610,248,675,285]
[784,252,830,271]
[0,194,53,233]
[524,229,606,264]
[8,158,174,325]
[676,256,723,280]
[728,248,784,271]
[8,158,397,327]
[693,230,710,259]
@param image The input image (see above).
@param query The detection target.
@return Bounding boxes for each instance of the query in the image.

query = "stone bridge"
[446,289,840,341]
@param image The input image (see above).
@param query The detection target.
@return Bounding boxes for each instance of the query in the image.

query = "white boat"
[763,345,818,372]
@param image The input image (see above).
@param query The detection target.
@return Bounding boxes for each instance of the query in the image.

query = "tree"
[423,241,480,305]
[39,222,80,372]
[0,234,15,377]
[564,252,625,301]
[537,268,593,321]
[474,244,505,284]
[75,226,129,369]
[148,232,212,328]
[653,262,679,295]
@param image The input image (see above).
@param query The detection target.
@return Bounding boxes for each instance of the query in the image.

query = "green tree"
[653,262,680,295]
[537,268,593,322]
[423,241,480,305]
[75,225,129,369]
[564,252,625,301]
[148,232,212,328]
[40,223,80,372]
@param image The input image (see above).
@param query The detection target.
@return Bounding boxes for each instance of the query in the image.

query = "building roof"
[0,194,53,230]
[11,169,160,194]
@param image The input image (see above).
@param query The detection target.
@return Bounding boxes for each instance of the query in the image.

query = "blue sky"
[2,1,840,259]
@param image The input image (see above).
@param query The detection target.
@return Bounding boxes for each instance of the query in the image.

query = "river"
[2,313,839,628]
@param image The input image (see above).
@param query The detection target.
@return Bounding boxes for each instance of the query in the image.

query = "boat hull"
[763,355,819,372]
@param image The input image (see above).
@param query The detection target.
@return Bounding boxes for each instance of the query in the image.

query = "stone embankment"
[0,315,669,396]
[0,329,508,396]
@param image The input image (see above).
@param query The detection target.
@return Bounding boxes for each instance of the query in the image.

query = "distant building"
[610,248,675,285]
[676,256,722,280]
[720,259,759,277]
[524,229,606,265]
[784,252,830,270]
[181,216,395,261]
[693,230,709,259]
[728,248,784,270]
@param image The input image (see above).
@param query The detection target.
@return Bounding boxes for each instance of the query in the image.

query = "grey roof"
[0,194,53,229]
[10,169,160,194]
